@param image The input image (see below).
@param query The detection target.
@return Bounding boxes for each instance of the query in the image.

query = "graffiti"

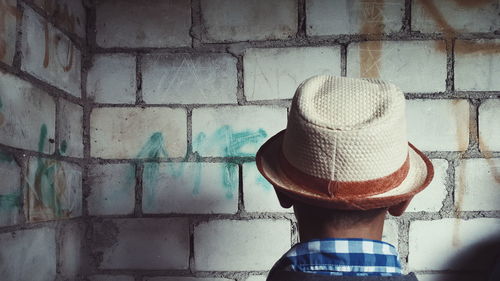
[416,0,500,53]
[25,124,74,221]
[40,0,81,72]
[194,125,267,157]
[0,150,21,212]
[0,191,21,211]
[140,126,267,206]
[42,0,80,34]
[0,0,19,60]
[358,0,500,78]
[59,139,67,155]
[256,176,272,191]
[42,23,74,72]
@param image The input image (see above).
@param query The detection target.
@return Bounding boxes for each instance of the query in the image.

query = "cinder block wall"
[1,0,500,281]
[0,0,86,281]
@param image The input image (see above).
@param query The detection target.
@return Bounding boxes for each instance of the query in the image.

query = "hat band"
[279,151,410,199]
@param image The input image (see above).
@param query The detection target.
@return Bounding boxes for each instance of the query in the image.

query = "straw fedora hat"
[256,75,433,214]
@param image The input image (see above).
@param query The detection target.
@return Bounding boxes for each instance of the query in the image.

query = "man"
[256,76,434,280]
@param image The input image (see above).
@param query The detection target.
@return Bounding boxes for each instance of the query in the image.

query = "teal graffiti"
[59,140,67,155]
[0,150,21,212]
[193,125,267,199]
[138,132,169,204]
[0,151,14,163]
[137,132,203,204]
[140,126,266,205]
[256,176,272,191]
[0,191,21,211]
[28,124,69,220]
[194,125,267,157]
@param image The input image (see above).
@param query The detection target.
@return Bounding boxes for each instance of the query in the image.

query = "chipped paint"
[25,125,78,221]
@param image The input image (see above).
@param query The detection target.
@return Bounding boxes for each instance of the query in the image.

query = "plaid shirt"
[269,238,402,277]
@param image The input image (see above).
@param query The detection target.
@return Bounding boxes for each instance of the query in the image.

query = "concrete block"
[0,228,56,281]
[455,158,500,212]
[382,220,398,249]
[194,219,291,271]
[21,7,81,97]
[32,0,86,38]
[201,0,297,42]
[93,218,189,270]
[242,162,290,213]
[58,99,83,157]
[408,218,500,271]
[306,0,404,36]
[406,99,469,151]
[142,53,237,104]
[142,162,238,214]
[412,0,500,33]
[0,150,21,226]
[144,276,234,281]
[58,222,83,280]
[347,41,447,93]
[0,71,56,154]
[90,107,187,159]
[455,40,500,91]
[89,275,135,281]
[96,0,191,48]
[88,163,136,216]
[244,47,341,101]
[25,158,82,222]
[479,99,500,152]
[407,159,448,212]
[87,54,137,104]
[192,106,287,157]
[0,0,18,65]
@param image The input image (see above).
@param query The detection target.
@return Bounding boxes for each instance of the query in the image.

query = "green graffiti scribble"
[256,176,272,191]
[192,125,267,198]
[138,132,168,205]
[209,125,267,157]
[137,132,174,203]
[0,150,21,212]
[222,163,237,199]
[0,191,21,211]
[59,140,67,155]
[0,151,14,163]
[140,126,266,205]
[28,125,69,220]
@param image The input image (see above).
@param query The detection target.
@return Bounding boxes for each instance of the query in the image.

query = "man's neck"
[298,223,384,241]
[297,212,387,242]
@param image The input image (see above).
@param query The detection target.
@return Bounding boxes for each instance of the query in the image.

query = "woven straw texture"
[282,76,408,181]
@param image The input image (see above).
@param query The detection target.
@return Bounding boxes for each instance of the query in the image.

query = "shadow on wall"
[429,236,500,281]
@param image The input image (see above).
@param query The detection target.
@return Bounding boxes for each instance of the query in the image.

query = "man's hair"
[293,202,388,229]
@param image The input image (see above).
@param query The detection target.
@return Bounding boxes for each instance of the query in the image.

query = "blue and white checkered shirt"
[269,238,403,277]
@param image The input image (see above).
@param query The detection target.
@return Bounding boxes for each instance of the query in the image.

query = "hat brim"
[256,130,434,210]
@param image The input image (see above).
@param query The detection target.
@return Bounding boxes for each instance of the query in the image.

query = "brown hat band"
[279,150,410,199]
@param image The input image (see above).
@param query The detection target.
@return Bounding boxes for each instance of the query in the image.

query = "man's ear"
[388,198,412,216]
[274,188,294,208]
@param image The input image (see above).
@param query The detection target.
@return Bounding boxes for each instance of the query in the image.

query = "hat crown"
[295,76,396,130]
[282,75,408,182]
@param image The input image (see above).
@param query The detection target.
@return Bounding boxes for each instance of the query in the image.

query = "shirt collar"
[272,238,402,276]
